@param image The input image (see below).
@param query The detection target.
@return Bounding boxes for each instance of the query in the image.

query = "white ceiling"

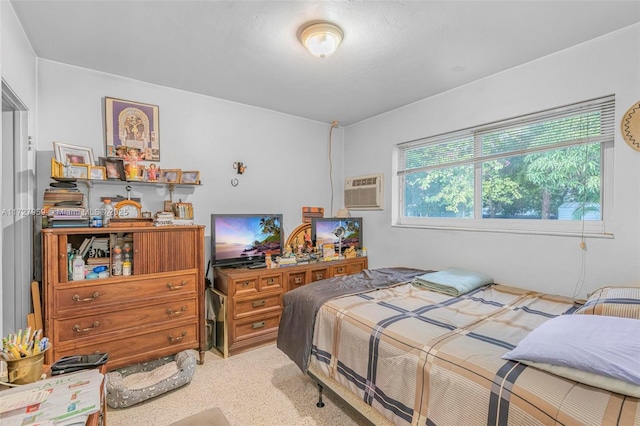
[10,1,640,126]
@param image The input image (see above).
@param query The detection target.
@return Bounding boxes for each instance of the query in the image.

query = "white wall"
[1,2,37,115]
[344,24,640,298]
[36,60,345,262]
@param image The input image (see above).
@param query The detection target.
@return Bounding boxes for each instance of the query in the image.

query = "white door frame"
[2,78,33,336]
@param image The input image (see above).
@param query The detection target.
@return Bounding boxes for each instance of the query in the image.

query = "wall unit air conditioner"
[344,174,383,210]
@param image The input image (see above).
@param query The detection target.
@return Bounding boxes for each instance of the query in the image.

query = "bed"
[277,267,640,426]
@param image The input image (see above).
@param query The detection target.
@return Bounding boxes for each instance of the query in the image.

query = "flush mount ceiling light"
[299,21,343,59]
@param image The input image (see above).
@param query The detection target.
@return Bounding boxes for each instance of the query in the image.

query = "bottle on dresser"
[122,244,132,276]
[67,243,74,280]
[72,250,85,281]
[112,245,123,276]
[101,199,114,227]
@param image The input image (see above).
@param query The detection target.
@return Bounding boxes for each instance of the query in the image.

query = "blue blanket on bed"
[412,267,493,296]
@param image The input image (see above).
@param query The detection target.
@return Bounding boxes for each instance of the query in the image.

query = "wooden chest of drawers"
[214,256,367,356]
[42,226,206,370]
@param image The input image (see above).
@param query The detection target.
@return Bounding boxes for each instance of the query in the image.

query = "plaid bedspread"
[309,283,640,426]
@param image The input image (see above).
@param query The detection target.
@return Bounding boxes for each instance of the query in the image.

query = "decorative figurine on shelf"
[343,246,356,259]
[124,148,145,180]
[64,160,72,178]
[147,163,158,181]
[303,230,313,253]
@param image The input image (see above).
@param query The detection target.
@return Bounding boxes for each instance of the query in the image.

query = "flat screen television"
[311,217,363,254]
[211,214,283,267]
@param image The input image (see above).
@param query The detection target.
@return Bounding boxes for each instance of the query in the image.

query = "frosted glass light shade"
[300,22,343,59]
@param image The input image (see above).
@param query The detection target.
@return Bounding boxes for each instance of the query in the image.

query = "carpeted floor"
[106,344,368,426]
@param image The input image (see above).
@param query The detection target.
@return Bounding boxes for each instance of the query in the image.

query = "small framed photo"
[100,157,126,180]
[68,164,90,179]
[53,141,95,166]
[180,171,200,184]
[89,166,106,180]
[160,169,182,183]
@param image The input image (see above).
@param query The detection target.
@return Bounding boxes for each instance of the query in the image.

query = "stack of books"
[153,212,174,227]
[276,257,297,267]
[47,206,89,228]
[42,184,86,228]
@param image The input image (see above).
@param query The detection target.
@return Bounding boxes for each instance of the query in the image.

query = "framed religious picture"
[53,141,95,166]
[100,157,126,180]
[104,97,160,161]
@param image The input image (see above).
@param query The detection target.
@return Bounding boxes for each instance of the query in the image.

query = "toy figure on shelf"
[124,148,145,180]
[343,246,356,258]
[303,229,313,253]
[147,163,158,181]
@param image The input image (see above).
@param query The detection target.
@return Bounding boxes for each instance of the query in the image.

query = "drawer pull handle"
[315,273,323,280]
[167,306,187,316]
[72,321,100,333]
[294,277,302,284]
[168,331,187,343]
[252,321,266,329]
[337,267,345,273]
[267,278,275,285]
[72,292,100,302]
[252,300,265,308]
[241,281,251,287]
[166,281,186,290]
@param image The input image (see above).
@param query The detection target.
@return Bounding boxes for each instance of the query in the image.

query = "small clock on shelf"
[114,199,142,219]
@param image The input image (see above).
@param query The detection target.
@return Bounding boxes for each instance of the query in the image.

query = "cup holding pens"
[6,344,51,385]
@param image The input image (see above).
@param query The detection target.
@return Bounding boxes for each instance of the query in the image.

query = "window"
[395,96,615,235]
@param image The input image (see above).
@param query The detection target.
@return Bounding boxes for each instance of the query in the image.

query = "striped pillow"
[574,286,640,319]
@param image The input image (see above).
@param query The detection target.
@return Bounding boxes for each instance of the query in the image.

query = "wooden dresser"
[41,225,206,370]
[214,256,368,356]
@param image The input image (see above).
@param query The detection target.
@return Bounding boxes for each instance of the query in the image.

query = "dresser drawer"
[286,270,307,292]
[233,293,282,320]
[331,260,366,277]
[54,298,198,343]
[232,311,281,343]
[310,266,329,282]
[54,272,197,314]
[50,323,199,370]
[258,272,283,292]
[232,277,258,296]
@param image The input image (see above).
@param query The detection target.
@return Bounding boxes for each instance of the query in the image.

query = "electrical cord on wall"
[572,123,591,300]
[328,120,338,216]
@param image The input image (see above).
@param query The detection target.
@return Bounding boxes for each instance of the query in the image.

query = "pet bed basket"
[106,350,196,408]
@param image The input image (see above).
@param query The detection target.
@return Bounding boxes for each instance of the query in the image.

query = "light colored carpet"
[106,344,368,426]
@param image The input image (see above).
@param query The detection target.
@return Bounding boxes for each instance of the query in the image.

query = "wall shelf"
[51,177,202,206]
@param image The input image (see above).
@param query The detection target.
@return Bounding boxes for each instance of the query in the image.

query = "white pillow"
[502,314,640,386]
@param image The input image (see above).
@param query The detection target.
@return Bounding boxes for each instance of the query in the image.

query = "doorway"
[2,79,34,336]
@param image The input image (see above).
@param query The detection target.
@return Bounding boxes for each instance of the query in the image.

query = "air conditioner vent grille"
[344,174,383,210]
